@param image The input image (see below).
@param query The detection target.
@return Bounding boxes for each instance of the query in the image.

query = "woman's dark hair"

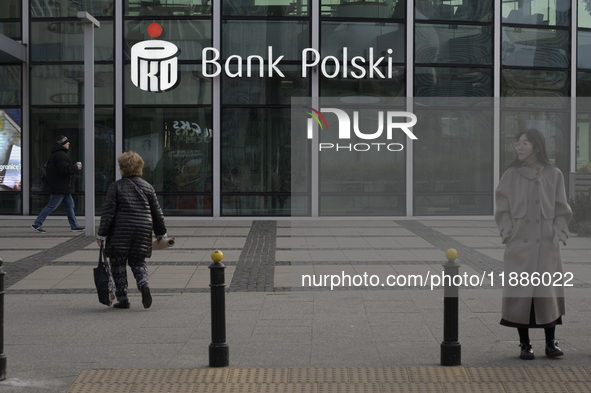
[505,128,554,171]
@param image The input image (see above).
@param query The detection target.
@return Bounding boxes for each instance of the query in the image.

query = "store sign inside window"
[131,23,180,92]
[172,121,213,144]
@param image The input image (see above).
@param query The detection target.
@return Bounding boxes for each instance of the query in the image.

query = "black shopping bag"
[93,246,116,306]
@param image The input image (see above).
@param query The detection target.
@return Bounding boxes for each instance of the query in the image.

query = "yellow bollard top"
[445,248,458,261]
[211,250,224,263]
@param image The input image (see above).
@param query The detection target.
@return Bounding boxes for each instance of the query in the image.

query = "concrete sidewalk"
[1,217,591,392]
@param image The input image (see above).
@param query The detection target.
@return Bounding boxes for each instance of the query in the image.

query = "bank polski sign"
[130,23,401,92]
[131,23,180,92]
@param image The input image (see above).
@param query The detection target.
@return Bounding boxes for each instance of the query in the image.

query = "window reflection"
[318,105,406,216]
[125,0,211,16]
[502,69,569,97]
[221,108,292,215]
[502,0,570,26]
[415,0,493,22]
[0,0,20,18]
[0,22,21,40]
[579,31,591,69]
[0,66,21,106]
[31,21,114,62]
[125,108,212,215]
[415,67,492,97]
[124,19,211,61]
[31,0,114,17]
[576,106,591,171]
[578,72,591,96]
[502,27,569,68]
[414,105,493,215]
[31,65,114,105]
[223,0,309,16]
[321,22,404,63]
[125,65,212,105]
[222,21,308,61]
[321,0,404,19]
[321,66,405,97]
[415,24,492,65]
[222,66,309,105]
[579,0,591,28]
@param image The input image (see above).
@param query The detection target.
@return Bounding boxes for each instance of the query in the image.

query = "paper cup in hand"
[152,237,176,250]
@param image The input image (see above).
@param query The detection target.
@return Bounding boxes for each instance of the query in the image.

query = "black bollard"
[441,249,461,366]
[209,250,229,367]
[0,258,6,380]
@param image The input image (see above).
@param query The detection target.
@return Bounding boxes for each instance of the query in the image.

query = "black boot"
[113,300,130,309]
[141,285,152,309]
[545,340,564,358]
[519,342,535,359]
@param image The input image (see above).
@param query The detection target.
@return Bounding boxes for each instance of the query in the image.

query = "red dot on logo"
[147,23,162,38]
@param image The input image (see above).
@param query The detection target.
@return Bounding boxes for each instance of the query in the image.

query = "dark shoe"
[141,285,152,309]
[31,224,46,233]
[71,226,85,232]
[519,342,535,359]
[113,300,130,309]
[545,340,564,358]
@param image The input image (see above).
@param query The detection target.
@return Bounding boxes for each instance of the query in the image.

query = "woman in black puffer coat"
[97,151,167,309]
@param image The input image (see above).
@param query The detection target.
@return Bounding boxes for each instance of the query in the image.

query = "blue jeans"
[34,194,79,229]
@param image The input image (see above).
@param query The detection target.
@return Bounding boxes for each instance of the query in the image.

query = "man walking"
[32,135,84,233]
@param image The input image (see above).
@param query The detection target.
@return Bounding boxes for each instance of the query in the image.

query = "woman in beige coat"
[495,128,572,360]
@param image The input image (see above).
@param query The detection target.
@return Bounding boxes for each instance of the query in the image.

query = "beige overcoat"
[495,161,572,325]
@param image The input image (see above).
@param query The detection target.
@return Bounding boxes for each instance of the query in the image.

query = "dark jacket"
[98,177,167,259]
[47,142,76,194]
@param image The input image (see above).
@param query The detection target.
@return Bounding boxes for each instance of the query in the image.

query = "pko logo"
[303,107,417,152]
[131,23,180,92]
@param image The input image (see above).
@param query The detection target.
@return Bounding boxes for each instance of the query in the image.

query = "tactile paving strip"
[288,368,349,383]
[502,381,568,393]
[129,383,195,393]
[105,368,171,385]
[347,367,409,383]
[228,368,289,383]
[317,383,381,393]
[406,367,470,383]
[440,382,506,393]
[167,368,230,384]
[524,366,591,382]
[67,383,133,393]
[67,366,591,393]
[193,383,258,393]
[379,383,443,393]
[465,367,529,382]
[256,383,317,393]
[564,381,591,393]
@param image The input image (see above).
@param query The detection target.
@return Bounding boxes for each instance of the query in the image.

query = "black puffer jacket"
[47,142,77,194]
[98,177,167,259]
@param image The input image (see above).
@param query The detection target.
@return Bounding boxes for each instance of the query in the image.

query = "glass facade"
[0,1,586,216]
[29,1,114,215]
